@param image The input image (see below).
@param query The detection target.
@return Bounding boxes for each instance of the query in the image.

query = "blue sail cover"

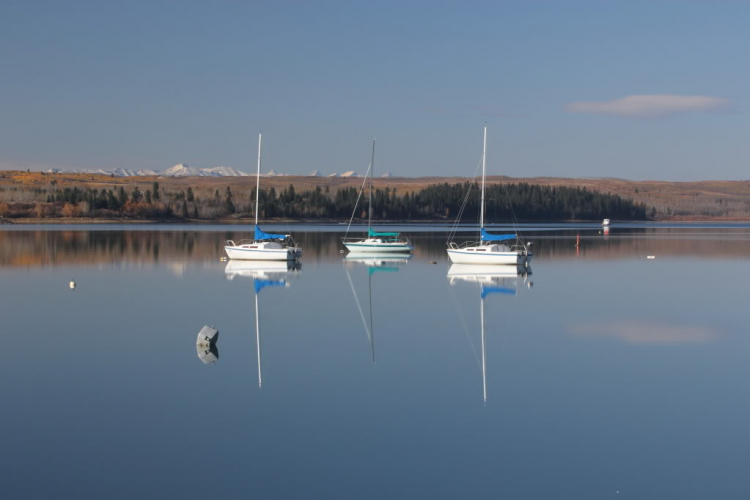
[254,278,286,294]
[480,228,516,242]
[254,225,287,241]
[368,228,400,238]
[481,286,517,299]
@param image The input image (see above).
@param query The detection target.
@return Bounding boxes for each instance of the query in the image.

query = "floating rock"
[197,325,219,346]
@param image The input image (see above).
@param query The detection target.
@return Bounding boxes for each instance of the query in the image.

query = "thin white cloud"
[565,94,732,118]
[569,320,720,345]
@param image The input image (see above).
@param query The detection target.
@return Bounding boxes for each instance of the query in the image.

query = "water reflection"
[196,343,219,364]
[224,260,300,387]
[2,225,749,268]
[448,264,530,403]
[569,320,721,345]
[344,253,411,363]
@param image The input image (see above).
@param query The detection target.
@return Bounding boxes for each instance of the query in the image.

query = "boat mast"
[254,133,262,227]
[369,139,375,233]
[255,291,262,388]
[480,125,487,233]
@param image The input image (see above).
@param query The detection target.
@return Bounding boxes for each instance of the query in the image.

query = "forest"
[0,179,648,221]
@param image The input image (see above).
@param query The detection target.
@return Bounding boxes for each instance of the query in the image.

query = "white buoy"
[647,255,656,259]
[69,281,76,289]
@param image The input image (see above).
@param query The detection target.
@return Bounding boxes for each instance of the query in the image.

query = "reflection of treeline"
[0,180,647,221]
[4,228,749,268]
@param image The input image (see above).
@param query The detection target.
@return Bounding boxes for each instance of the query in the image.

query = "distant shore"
[4,215,750,225]
[3,170,749,221]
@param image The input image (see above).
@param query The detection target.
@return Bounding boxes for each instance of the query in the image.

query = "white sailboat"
[224,133,302,261]
[447,125,531,265]
[224,260,299,388]
[448,263,529,403]
[343,140,414,254]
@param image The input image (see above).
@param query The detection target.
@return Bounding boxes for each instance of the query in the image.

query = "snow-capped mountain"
[45,164,250,177]
[381,171,393,178]
[264,170,287,177]
[161,164,205,176]
[40,164,392,177]
[198,166,249,177]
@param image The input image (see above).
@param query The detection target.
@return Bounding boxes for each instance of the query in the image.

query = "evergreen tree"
[186,187,194,202]
[118,187,127,207]
[107,190,119,210]
[131,187,143,203]
[181,199,189,218]
[193,205,199,219]
[224,186,235,214]
[152,182,160,201]
[145,190,152,204]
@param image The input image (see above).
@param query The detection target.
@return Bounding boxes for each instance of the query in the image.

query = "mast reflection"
[447,264,531,403]
[344,253,411,363]
[224,260,300,387]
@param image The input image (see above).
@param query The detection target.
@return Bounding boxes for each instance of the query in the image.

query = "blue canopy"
[480,228,516,242]
[481,286,517,299]
[369,228,400,238]
[255,225,287,241]
[254,278,286,294]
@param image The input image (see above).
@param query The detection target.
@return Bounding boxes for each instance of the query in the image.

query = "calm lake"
[1,223,749,500]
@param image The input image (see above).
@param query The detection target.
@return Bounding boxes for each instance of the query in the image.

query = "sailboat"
[344,253,411,362]
[448,263,529,403]
[224,133,303,261]
[343,140,414,253]
[224,259,299,388]
[447,125,531,265]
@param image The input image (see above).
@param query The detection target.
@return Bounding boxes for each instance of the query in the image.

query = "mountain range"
[43,164,394,177]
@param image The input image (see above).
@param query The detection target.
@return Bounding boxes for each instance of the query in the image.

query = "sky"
[1,0,748,180]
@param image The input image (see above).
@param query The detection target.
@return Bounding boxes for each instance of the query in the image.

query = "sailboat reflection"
[447,263,531,403]
[224,260,300,387]
[344,253,411,362]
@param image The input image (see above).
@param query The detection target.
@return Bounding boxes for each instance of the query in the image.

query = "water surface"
[1,224,749,499]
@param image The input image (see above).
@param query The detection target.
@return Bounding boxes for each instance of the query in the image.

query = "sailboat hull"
[447,247,526,265]
[344,241,414,253]
[224,244,301,261]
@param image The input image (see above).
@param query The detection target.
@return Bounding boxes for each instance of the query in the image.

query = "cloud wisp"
[565,94,732,118]
[569,320,721,345]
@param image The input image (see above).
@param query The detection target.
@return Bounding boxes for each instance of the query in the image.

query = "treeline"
[0,181,648,221]
[243,182,647,220]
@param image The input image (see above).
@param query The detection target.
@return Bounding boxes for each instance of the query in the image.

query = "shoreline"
[3,216,750,225]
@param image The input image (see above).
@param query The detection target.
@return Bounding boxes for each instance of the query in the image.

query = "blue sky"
[1,0,747,180]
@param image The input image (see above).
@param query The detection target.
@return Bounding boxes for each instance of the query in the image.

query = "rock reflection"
[197,343,219,364]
